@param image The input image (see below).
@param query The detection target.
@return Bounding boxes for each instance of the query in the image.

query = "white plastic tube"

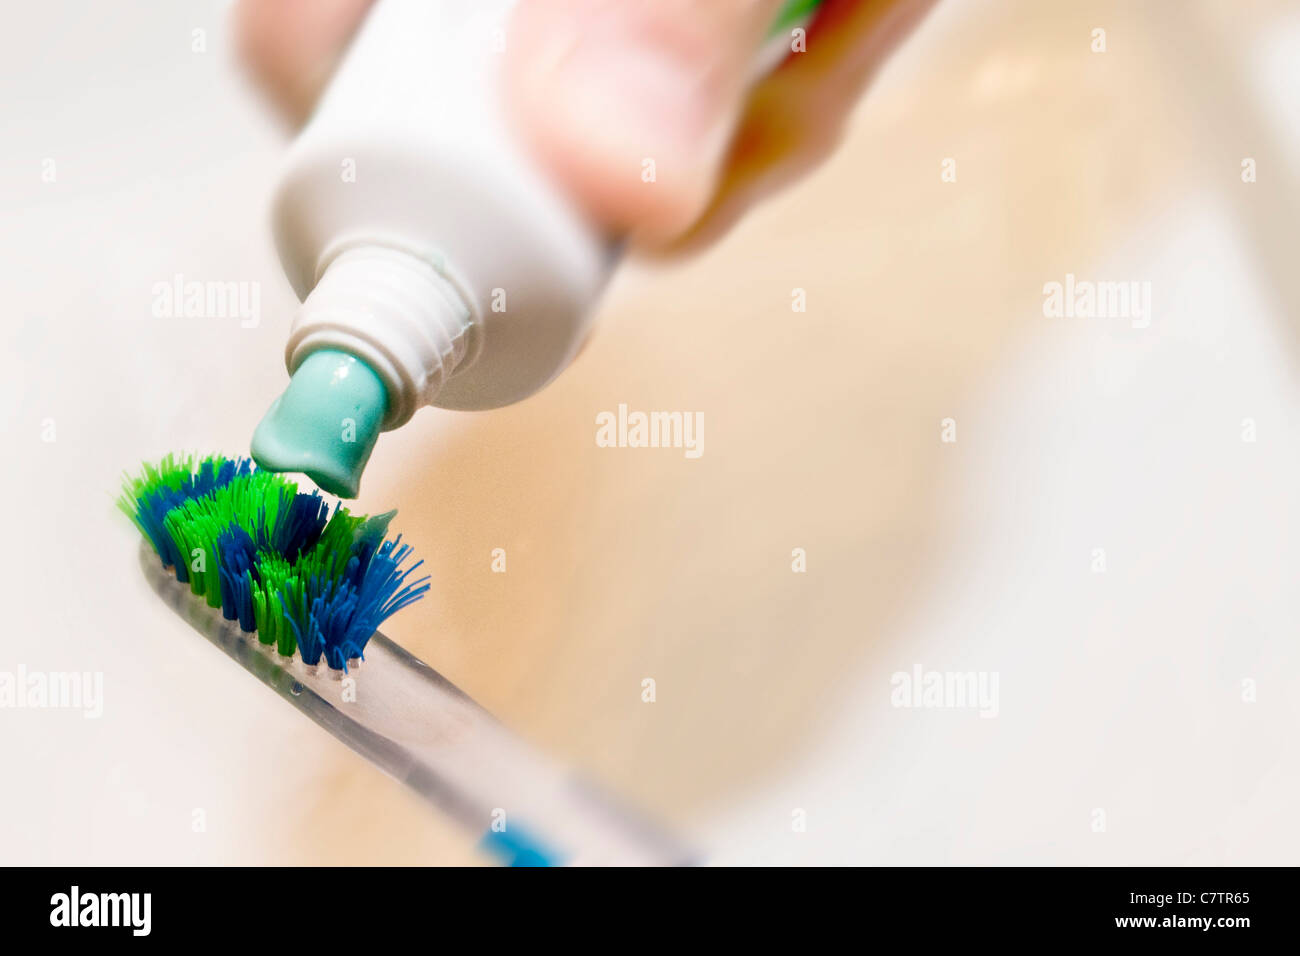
[253,0,814,496]
[275,0,610,416]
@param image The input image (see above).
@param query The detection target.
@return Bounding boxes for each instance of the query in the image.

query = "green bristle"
[118,452,196,501]
[251,552,295,653]
[299,508,365,582]
[247,568,273,646]
[295,508,397,583]
[275,574,311,658]
[161,470,299,606]
[163,503,224,606]
[115,452,199,531]
[245,511,397,659]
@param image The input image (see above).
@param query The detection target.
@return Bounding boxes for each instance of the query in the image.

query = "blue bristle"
[280,492,330,559]
[364,537,433,622]
[216,523,259,631]
[333,537,431,670]
[135,487,190,578]
[135,456,254,582]
[253,490,330,561]
[284,588,325,667]
[279,537,431,672]
[316,583,363,671]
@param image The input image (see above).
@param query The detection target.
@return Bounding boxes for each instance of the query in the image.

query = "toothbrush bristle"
[119,454,430,671]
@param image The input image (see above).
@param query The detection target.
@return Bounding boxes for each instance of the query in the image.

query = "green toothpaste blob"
[251,349,388,499]
[119,453,429,670]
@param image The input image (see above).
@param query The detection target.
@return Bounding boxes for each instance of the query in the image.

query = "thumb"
[504,0,784,245]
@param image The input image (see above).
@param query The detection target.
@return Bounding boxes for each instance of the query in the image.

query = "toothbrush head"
[119,453,429,670]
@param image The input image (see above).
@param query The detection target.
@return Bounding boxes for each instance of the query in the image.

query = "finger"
[504,0,786,246]
[234,0,377,125]
[663,0,938,254]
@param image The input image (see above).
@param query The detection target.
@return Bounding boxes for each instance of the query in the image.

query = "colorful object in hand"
[119,453,430,670]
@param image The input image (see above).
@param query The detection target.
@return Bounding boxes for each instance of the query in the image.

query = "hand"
[236,0,935,252]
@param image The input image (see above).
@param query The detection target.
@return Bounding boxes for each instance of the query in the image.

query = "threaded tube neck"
[285,244,477,429]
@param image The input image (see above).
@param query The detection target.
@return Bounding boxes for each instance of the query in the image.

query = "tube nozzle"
[251,349,388,498]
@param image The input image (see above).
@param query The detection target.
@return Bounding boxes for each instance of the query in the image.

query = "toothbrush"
[123,455,691,866]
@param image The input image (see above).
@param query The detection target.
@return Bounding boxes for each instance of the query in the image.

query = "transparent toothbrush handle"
[140,542,693,866]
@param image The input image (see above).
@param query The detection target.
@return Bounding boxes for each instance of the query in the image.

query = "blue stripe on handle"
[478,824,564,867]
